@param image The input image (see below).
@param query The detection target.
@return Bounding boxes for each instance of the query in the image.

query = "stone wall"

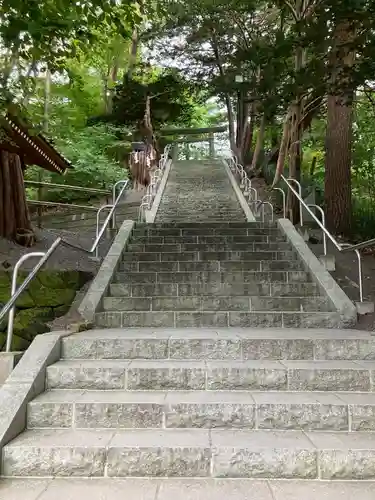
[0,270,92,351]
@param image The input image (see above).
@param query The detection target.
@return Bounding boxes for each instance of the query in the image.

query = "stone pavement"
[1,478,375,500]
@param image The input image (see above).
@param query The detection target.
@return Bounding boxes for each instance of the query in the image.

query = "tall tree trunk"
[127,28,139,80]
[324,21,355,235]
[251,114,266,170]
[210,31,236,153]
[247,103,256,154]
[272,110,291,188]
[0,151,34,245]
[225,94,236,152]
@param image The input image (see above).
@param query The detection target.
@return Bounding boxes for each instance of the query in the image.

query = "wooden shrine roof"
[0,113,73,175]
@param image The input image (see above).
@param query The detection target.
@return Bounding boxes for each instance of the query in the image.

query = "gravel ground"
[0,227,100,273]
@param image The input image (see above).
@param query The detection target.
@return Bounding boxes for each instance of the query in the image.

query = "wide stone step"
[114,270,312,284]
[1,478,375,499]
[27,389,375,432]
[62,329,375,361]
[95,311,344,328]
[109,282,321,298]
[122,250,296,262]
[132,227,281,236]
[137,222,277,228]
[119,260,304,273]
[127,242,287,252]
[102,296,333,313]
[4,427,375,479]
[46,359,375,391]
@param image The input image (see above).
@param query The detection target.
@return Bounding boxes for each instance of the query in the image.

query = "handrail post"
[308,204,327,256]
[96,204,113,258]
[286,178,303,226]
[273,187,286,218]
[340,243,363,303]
[112,180,128,229]
[6,252,45,352]
[355,249,363,303]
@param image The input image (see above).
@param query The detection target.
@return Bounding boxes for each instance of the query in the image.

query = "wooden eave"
[0,114,73,175]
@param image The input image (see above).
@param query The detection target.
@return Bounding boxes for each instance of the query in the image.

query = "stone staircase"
[3,328,375,483]
[155,160,247,222]
[95,221,345,329]
[2,159,374,496]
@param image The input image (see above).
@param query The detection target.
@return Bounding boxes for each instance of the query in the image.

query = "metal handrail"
[138,145,170,222]
[228,153,372,304]
[0,238,62,352]
[25,180,111,195]
[273,187,286,218]
[278,174,375,303]
[262,201,274,223]
[0,179,129,351]
[308,204,327,256]
[28,200,98,211]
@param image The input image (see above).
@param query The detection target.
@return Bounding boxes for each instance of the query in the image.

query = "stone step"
[46,359,375,391]
[122,250,296,262]
[95,310,345,328]
[114,270,312,284]
[1,478,375,500]
[102,296,333,313]
[137,222,277,228]
[127,242,287,253]
[4,427,375,479]
[61,328,375,361]
[96,311,344,328]
[132,227,281,236]
[119,260,304,273]
[109,282,321,298]
[27,389,375,432]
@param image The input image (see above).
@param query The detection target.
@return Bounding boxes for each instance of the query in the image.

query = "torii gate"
[159,126,227,161]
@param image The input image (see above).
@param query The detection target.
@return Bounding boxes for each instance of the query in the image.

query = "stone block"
[120,272,157,284]
[27,401,73,428]
[257,403,348,431]
[287,365,370,391]
[62,337,169,360]
[2,445,107,477]
[74,403,163,429]
[212,448,317,479]
[103,297,151,311]
[46,363,127,390]
[350,405,375,431]
[282,312,343,328]
[121,312,175,327]
[207,362,287,390]
[319,450,375,480]
[127,363,206,390]
[169,339,241,360]
[261,261,303,271]
[176,312,228,327]
[95,312,122,328]
[166,403,256,429]
[314,339,375,360]
[356,301,375,315]
[152,297,201,311]
[107,447,211,477]
[229,312,283,327]
[270,283,320,297]
[139,261,179,272]
[219,261,261,272]
[242,339,314,360]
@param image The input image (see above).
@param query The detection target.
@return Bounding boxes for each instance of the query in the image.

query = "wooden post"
[208,133,215,158]
[184,142,190,160]
[37,68,51,229]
